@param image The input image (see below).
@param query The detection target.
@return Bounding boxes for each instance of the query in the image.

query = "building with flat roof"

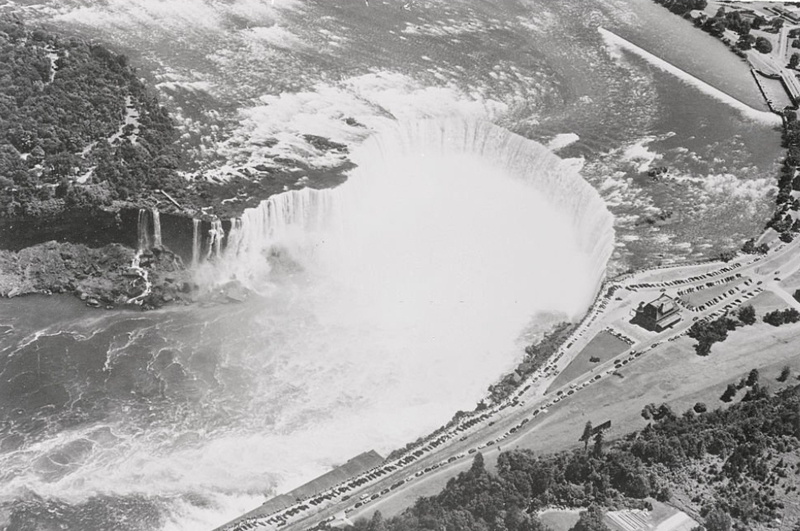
[635,294,682,332]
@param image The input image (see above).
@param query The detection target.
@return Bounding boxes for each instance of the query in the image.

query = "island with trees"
[0,14,352,308]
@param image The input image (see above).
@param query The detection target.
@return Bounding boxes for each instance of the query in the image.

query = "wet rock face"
[0,208,138,252]
[0,241,196,309]
[0,207,199,264]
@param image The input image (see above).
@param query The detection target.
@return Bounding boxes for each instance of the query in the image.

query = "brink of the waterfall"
[196,119,615,320]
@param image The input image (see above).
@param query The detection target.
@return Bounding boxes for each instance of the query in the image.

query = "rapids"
[0,120,614,531]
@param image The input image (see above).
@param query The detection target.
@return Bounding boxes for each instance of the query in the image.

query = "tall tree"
[705,507,732,531]
[570,505,611,531]
[581,421,593,452]
[593,431,604,458]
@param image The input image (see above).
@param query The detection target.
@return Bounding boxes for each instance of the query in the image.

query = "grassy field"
[352,321,800,525]
[511,321,800,459]
[633,262,725,284]
[539,509,580,531]
[547,330,630,392]
[749,289,790,316]
[779,269,800,292]
[678,278,745,307]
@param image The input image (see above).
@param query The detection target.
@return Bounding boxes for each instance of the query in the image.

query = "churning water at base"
[0,120,613,531]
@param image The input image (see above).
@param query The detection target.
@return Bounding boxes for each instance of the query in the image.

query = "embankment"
[599,27,782,125]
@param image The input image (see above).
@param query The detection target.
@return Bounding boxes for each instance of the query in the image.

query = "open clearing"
[678,277,745,307]
[353,322,800,524]
[539,509,580,531]
[780,268,800,292]
[548,330,629,391]
[749,289,791,316]
[510,321,800,458]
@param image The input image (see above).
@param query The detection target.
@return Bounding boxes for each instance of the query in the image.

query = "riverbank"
[0,241,194,309]
[599,27,782,124]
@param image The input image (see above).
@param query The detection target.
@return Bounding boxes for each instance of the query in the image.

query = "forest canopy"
[0,15,187,217]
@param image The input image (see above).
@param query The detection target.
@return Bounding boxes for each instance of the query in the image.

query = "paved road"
[215,236,800,531]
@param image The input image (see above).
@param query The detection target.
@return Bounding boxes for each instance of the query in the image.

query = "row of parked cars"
[694,287,764,323]
[626,262,742,292]
[676,273,742,296]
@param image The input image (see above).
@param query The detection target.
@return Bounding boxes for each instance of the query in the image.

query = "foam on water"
[1,119,615,531]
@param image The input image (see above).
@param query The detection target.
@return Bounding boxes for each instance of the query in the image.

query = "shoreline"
[216,22,800,531]
[599,26,783,125]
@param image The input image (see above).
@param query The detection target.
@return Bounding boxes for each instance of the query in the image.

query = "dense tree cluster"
[652,0,707,16]
[741,238,769,255]
[345,385,800,531]
[0,16,186,216]
[754,36,774,54]
[686,305,755,356]
[762,307,800,326]
[774,110,800,241]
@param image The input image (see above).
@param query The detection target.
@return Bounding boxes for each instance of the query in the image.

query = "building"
[635,294,682,332]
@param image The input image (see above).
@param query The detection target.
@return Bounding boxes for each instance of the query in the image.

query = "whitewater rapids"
[203,119,614,315]
[0,120,615,531]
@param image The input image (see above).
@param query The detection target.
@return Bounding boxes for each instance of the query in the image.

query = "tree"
[738,305,756,325]
[593,431,604,458]
[693,402,707,413]
[570,505,611,531]
[366,511,387,531]
[581,421,593,451]
[791,53,800,69]
[755,36,773,54]
[778,365,791,382]
[470,452,485,475]
[720,383,737,402]
[742,238,756,254]
[704,507,732,531]
[737,34,756,50]
[746,368,759,387]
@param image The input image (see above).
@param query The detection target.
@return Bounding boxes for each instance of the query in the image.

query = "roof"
[647,294,678,316]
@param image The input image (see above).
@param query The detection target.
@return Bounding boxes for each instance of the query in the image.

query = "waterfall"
[192,219,202,267]
[137,209,150,251]
[204,119,615,314]
[126,250,152,305]
[206,220,224,261]
[152,208,162,248]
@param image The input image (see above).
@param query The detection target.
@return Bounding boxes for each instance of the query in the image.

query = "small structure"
[634,294,682,332]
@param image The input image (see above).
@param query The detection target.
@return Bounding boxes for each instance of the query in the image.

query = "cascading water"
[204,119,615,315]
[152,208,163,248]
[137,208,150,251]
[192,219,202,267]
[126,250,152,305]
[0,120,617,531]
[206,220,224,261]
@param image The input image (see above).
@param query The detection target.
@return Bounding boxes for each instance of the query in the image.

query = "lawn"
[539,509,581,531]
[678,278,745,308]
[547,330,630,392]
[748,289,790,317]
[779,268,800,292]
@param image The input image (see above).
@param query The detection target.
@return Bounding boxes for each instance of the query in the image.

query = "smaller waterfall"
[137,209,150,251]
[192,219,202,267]
[152,208,162,248]
[206,220,224,261]
[126,250,152,305]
